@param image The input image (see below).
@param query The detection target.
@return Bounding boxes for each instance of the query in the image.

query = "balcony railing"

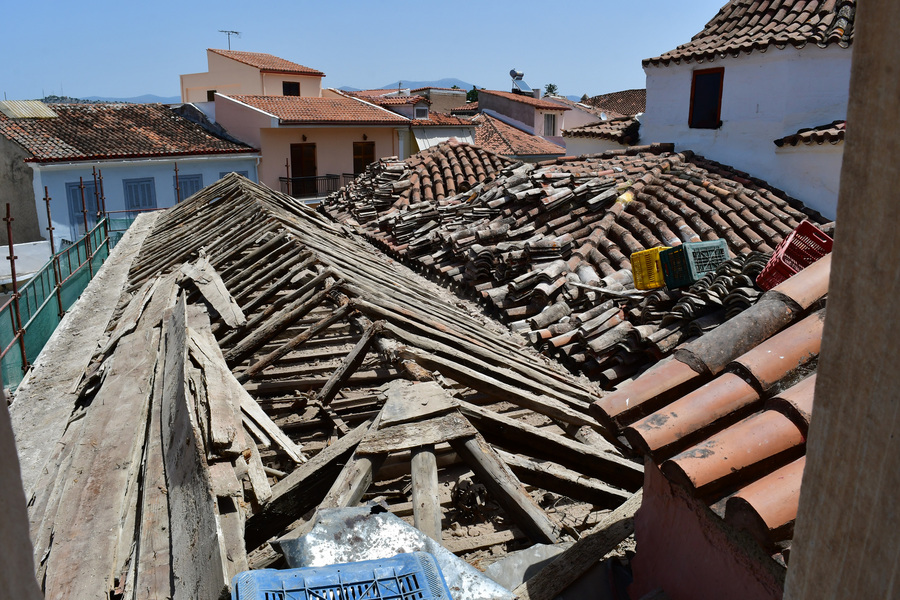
[279,174,342,199]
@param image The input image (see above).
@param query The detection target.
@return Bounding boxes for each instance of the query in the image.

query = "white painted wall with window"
[31,156,258,243]
[640,45,851,218]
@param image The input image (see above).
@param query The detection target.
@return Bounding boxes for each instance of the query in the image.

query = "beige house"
[180,49,325,103]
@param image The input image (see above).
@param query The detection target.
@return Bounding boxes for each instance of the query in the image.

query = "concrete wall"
[421,89,466,114]
[785,2,900,598]
[257,127,398,189]
[773,144,844,218]
[0,137,42,244]
[630,462,785,600]
[479,94,536,130]
[563,136,628,157]
[31,155,258,243]
[181,50,323,102]
[641,45,851,219]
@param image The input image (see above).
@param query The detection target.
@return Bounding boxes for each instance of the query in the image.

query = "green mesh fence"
[0,220,114,392]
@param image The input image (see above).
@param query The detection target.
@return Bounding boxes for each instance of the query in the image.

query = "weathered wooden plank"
[188,336,244,453]
[98,277,158,357]
[411,445,442,542]
[160,298,229,600]
[132,325,172,600]
[239,390,306,464]
[243,420,370,551]
[457,400,644,491]
[513,491,643,600]
[450,433,560,545]
[314,321,380,405]
[398,346,594,427]
[496,449,631,508]
[42,326,159,600]
[217,497,249,582]
[356,412,477,455]
[209,461,243,498]
[442,528,524,555]
[238,300,353,382]
[378,380,455,428]
[244,435,273,504]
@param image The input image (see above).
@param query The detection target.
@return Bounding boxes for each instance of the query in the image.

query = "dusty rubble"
[24,174,643,599]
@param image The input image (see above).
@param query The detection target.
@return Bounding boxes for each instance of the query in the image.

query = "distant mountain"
[82,94,181,104]
[376,78,475,91]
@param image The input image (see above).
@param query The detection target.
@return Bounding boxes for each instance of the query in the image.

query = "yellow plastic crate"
[630,246,670,290]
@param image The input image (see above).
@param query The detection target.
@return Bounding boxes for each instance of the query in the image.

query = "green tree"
[467,86,479,103]
[544,83,559,96]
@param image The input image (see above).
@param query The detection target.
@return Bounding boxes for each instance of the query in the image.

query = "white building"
[640,0,855,219]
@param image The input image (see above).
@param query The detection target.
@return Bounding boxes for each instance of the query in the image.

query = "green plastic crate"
[660,240,730,289]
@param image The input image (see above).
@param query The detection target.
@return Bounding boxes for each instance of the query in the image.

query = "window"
[283,81,300,96]
[689,68,724,129]
[174,174,203,201]
[124,178,157,217]
[206,90,217,102]
[353,142,376,175]
[414,106,429,120]
[66,180,99,240]
[544,113,557,136]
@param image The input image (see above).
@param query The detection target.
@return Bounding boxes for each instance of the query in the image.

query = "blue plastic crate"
[231,552,453,600]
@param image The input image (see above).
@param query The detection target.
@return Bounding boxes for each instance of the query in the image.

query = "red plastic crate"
[756,220,833,290]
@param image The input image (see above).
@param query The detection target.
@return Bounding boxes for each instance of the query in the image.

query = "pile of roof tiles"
[324,140,825,387]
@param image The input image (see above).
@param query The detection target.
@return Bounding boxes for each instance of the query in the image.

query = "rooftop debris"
[25,173,643,598]
[323,140,826,388]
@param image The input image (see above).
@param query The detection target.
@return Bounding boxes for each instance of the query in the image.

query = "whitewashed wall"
[31,155,259,243]
[564,136,628,156]
[641,45,851,219]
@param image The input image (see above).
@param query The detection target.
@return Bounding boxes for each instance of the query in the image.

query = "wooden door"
[290,143,317,196]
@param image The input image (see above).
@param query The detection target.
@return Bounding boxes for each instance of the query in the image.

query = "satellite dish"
[509,69,524,80]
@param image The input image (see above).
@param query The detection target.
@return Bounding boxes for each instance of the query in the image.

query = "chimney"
[533,88,541,99]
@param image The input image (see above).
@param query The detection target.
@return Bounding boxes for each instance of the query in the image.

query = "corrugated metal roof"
[0,100,58,119]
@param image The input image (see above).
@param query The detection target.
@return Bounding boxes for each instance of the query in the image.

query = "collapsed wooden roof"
[28,173,643,599]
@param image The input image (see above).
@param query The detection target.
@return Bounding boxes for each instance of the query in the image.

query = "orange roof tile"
[645,0,855,66]
[774,120,846,147]
[226,95,408,125]
[472,113,565,157]
[411,113,476,127]
[0,103,256,163]
[563,117,641,145]
[209,49,325,76]
[479,90,570,111]
[587,89,646,116]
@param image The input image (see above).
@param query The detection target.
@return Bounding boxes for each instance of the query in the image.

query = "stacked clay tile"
[323,141,825,387]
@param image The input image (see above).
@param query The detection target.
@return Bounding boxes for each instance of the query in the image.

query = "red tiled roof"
[346,93,429,107]
[226,95,409,125]
[451,102,479,114]
[410,113,475,127]
[543,96,610,119]
[563,117,641,145]
[774,120,846,147]
[209,49,325,76]
[479,90,570,111]
[472,113,566,157]
[645,0,856,66]
[0,103,256,163]
[587,89,646,116]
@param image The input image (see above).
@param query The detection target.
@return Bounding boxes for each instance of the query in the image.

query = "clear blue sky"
[2,0,726,101]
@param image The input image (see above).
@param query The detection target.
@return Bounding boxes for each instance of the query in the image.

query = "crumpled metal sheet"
[276,506,515,600]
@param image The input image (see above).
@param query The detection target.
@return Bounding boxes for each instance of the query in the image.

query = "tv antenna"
[219,30,241,50]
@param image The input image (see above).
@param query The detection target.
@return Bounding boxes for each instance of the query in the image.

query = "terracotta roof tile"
[479,90,571,111]
[345,91,430,107]
[208,49,325,76]
[451,102,479,114]
[563,117,641,145]
[472,113,566,157]
[226,95,409,125]
[410,113,476,127]
[774,120,846,146]
[644,0,855,66]
[324,144,826,395]
[587,89,647,116]
[0,103,256,163]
